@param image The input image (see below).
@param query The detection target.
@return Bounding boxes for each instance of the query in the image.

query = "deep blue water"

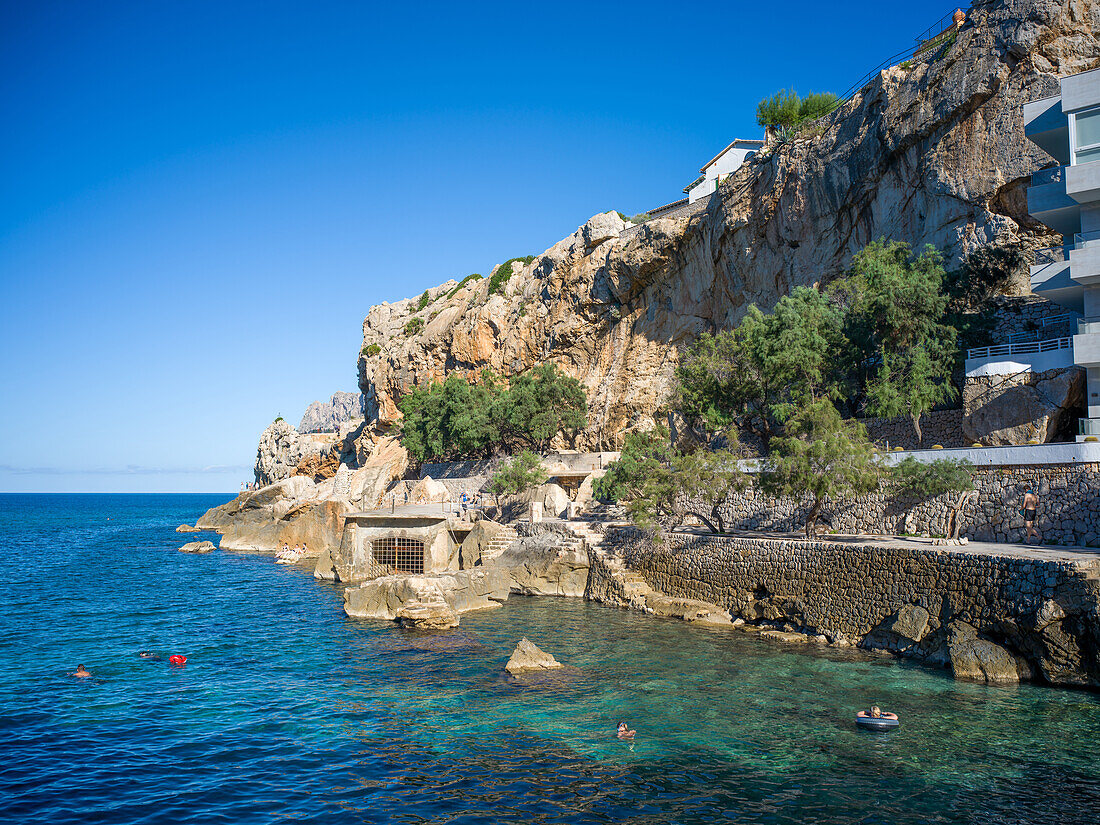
[2,493,1099,824]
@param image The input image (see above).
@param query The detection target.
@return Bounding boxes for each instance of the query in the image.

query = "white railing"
[1005,313,1076,344]
[966,337,1072,360]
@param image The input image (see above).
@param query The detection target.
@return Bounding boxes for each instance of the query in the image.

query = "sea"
[2,493,1099,824]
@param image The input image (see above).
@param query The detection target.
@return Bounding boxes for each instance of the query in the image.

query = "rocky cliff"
[355,0,1099,447]
[298,391,365,433]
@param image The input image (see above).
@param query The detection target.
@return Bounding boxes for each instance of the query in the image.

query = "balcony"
[1066,229,1100,285]
[1074,322,1100,368]
[1079,418,1100,440]
[1027,165,1080,235]
[1030,246,1081,312]
[964,337,1075,377]
[1066,157,1100,203]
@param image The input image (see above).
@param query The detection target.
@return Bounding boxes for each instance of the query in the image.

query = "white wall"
[687,147,757,203]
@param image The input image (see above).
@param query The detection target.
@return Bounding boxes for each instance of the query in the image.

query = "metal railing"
[1073,229,1100,250]
[1031,165,1064,186]
[914,11,962,55]
[1079,316,1100,335]
[966,337,1072,360]
[1005,313,1075,343]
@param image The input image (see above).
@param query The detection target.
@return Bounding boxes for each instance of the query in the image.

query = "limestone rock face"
[505,638,563,674]
[410,476,450,504]
[395,596,460,630]
[255,420,306,487]
[343,568,511,620]
[298,391,366,433]
[356,2,1100,447]
[947,622,1032,684]
[344,436,409,507]
[491,535,590,597]
[178,540,216,554]
[964,367,1085,445]
[459,520,515,569]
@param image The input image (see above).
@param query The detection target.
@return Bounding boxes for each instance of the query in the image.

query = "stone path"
[668,527,1100,565]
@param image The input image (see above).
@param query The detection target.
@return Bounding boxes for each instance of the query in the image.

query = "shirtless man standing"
[1022,489,1042,545]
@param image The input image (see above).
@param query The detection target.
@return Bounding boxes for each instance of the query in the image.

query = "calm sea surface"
[2,493,1099,824]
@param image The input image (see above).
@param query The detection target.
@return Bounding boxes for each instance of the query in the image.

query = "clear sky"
[0,0,956,492]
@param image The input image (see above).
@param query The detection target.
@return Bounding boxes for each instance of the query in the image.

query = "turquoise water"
[2,494,1099,824]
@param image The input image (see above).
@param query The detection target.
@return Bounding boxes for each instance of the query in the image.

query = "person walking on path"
[1022,489,1042,545]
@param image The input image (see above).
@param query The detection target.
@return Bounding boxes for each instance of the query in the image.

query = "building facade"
[683,139,763,203]
[1025,67,1100,440]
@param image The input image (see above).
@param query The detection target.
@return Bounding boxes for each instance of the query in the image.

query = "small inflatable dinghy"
[855,714,899,732]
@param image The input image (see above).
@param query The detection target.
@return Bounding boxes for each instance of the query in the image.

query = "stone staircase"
[483,525,519,561]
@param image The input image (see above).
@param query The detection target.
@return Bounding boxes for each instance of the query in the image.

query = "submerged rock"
[505,638,563,674]
[179,540,216,554]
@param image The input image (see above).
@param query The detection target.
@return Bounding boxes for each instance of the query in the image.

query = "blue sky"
[0,0,954,492]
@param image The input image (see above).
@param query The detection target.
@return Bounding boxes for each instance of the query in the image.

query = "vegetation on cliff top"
[756,89,839,132]
[397,363,587,461]
[488,256,536,297]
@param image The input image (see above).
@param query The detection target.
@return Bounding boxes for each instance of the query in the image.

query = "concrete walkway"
[669,527,1100,564]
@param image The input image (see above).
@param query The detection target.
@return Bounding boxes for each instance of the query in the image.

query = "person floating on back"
[617,722,636,740]
[1021,489,1042,545]
[72,664,91,678]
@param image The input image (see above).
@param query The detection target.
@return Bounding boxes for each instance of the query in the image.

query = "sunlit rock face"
[356,0,1099,448]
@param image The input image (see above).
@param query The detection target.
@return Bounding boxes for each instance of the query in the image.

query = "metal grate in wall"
[370,536,425,575]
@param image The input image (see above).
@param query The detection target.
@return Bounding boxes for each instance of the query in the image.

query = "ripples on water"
[1,493,1098,824]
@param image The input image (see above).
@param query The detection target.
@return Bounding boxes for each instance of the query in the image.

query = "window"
[371,536,424,574]
[1072,106,1100,164]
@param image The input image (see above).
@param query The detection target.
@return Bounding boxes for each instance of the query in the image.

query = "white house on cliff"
[683,138,764,203]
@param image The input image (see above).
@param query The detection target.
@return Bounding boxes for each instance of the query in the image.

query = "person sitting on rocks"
[72,664,92,678]
[857,706,897,721]
[617,722,636,740]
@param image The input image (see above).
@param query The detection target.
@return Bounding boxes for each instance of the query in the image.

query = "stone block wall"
[592,530,1100,688]
[861,409,967,450]
[697,463,1100,547]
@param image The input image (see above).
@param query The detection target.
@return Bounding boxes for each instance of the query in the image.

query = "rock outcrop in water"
[354,0,1100,447]
[505,638,563,674]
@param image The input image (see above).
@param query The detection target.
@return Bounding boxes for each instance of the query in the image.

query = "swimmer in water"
[857,705,898,721]
[73,665,91,678]
[138,651,161,660]
[617,722,636,740]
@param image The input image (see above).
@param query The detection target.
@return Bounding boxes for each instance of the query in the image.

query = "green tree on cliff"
[488,450,547,509]
[397,371,504,461]
[397,363,588,461]
[829,240,957,442]
[675,287,846,449]
[761,400,885,538]
[495,363,588,452]
[756,89,839,130]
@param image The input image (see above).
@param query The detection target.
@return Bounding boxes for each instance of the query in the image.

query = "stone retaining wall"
[593,530,1100,688]
[861,409,967,450]
[700,463,1100,547]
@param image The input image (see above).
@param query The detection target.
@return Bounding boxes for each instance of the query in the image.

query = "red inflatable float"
[168,655,187,666]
